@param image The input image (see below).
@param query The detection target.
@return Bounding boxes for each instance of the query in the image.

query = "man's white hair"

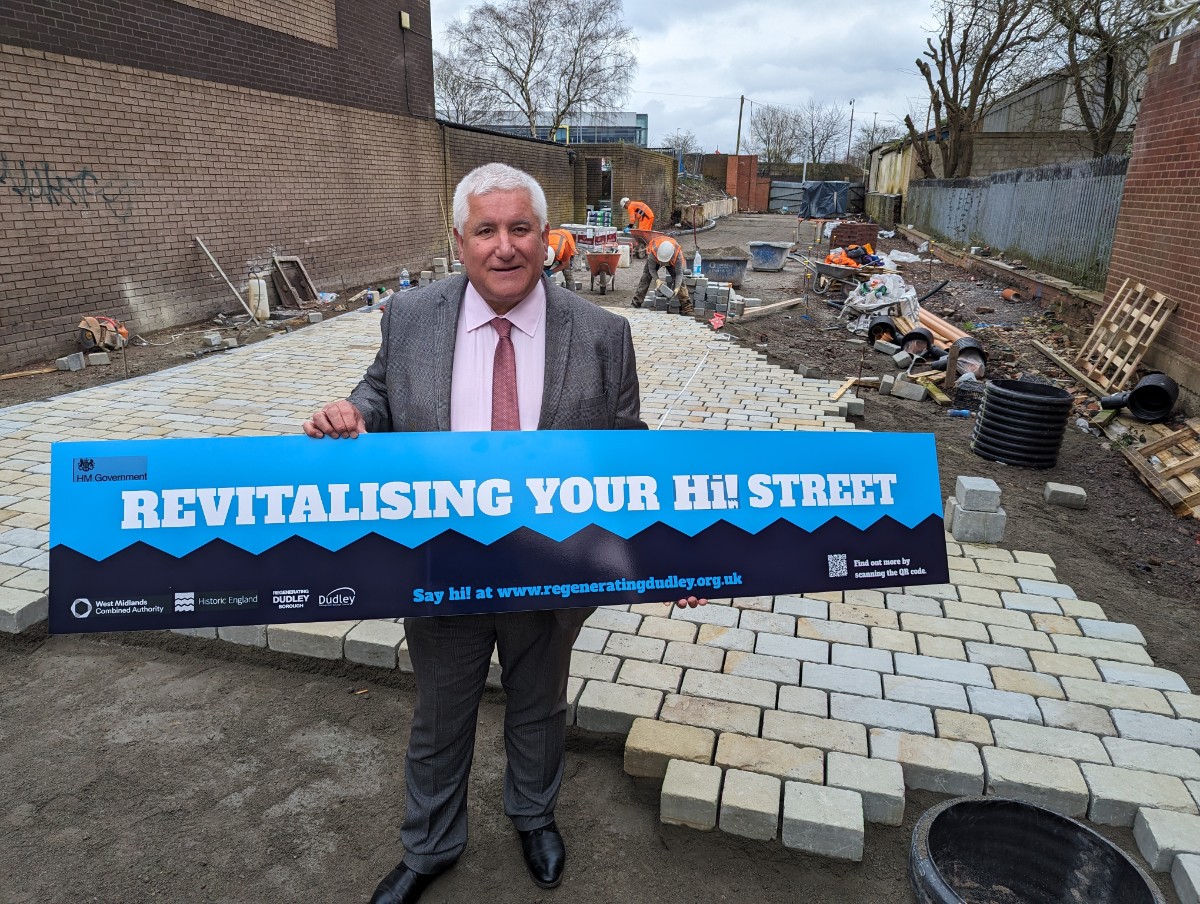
[452,163,548,233]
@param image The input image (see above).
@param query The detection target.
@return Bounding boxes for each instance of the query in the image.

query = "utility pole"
[846,98,855,161]
[735,95,745,156]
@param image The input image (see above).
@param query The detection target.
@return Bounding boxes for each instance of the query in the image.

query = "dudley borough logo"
[319,587,356,607]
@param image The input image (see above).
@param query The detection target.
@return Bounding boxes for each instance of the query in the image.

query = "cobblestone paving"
[4,307,1198,890]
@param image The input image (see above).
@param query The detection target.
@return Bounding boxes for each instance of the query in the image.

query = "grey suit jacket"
[348,274,647,433]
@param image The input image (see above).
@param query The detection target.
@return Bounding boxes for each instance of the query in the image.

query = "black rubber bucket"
[972,379,1072,469]
[868,315,898,344]
[910,797,1164,904]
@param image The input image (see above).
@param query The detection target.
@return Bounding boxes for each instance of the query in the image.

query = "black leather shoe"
[517,822,565,889]
[369,862,443,904]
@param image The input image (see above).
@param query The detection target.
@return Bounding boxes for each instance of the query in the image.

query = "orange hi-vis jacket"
[646,234,683,269]
[626,200,654,231]
[547,228,576,270]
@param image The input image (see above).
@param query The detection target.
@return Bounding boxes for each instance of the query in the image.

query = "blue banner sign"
[49,431,948,633]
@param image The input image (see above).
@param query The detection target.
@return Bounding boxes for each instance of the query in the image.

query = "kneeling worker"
[633,234,692,315]
[545,227,576,287]
[620,197,654,233]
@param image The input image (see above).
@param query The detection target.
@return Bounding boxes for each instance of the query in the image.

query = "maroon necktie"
[491,317,520,430]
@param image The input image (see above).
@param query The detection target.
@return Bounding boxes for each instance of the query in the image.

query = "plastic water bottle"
[400,268,410,290]
[692,249,702,277]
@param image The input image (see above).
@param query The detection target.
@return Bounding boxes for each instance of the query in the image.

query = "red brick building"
[1105,27,1200,406]
[0,1,675,368]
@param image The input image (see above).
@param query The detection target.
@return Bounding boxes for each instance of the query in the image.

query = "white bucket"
[618,243,631,268]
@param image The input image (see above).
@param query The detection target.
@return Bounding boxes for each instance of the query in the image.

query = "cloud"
[431,0,936,152]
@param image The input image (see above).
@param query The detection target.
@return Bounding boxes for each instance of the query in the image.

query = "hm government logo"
[77,458,95,473]
[319,587,356,607]
[174,592,195,613]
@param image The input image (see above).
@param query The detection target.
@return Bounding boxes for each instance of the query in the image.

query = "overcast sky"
[430,0,938,152]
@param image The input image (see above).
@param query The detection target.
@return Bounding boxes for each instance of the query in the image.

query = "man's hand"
[303,400,367,439]
[668,596,707,609]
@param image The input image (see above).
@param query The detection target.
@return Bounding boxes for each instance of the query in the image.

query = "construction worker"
[620,197,654,233]
[632,234,692,315]
[544,228,577,286]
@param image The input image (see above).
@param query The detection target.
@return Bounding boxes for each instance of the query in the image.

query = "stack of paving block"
[432,258,449,280]
[945,476,1006,544]
[451,260,464,274]
[418,270,433,288]
[692,277,710,315]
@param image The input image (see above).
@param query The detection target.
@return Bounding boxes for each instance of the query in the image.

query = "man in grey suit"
[305,163,702,904]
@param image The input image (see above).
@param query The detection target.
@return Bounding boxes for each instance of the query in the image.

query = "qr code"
[827,554,848,578]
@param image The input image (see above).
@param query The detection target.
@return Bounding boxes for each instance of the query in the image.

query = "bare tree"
[796,99,848,164]
[849,118,903,171]
[433,50,493,126]
[1047,0,1154,157]
[908,0,1052,178]
[748,105,800,165]
[445,0,636,139]
[660,129,701,157]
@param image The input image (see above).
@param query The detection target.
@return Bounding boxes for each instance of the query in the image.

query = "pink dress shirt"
[450,280,547,431]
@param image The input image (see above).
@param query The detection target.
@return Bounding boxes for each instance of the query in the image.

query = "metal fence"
[904,155,1129,290]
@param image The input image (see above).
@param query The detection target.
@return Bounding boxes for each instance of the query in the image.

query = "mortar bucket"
[748,241,793,272]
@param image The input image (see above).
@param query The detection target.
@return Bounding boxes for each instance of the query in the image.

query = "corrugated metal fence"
[904,156,1128,290]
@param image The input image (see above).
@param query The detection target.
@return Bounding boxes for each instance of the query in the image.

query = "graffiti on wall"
[0,152,133,222]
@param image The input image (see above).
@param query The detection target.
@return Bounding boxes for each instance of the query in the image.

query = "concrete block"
[890,378,926,401]
[0,587,47,633]
[86,352,111,366]
[945,601,1033,631]
[573,626,608,653]
[1104,737,1200,780]
[1096,661,1188,692]
[221,337,238,349]
[894,652,993,688]
[999,592,1062,614]
[1044,482,1087,509]
[1032,651,1101,681]
[671,604,739,628]
[1170,694,1200,721]
[659,693,761,736]
[755,633,830,664]
[948,500,1006,544]
[586,608,642,633]
[306,311,323,323]
[886,593,943,615]
[870,729,985,795]
[781,782,864,861]
[1078,620,1147,646]
[803,663,882,698]
[761,711,867,756]
[892,351,914,369]
[639,614,698,644]
[569,650,621,682]
[605,632,667,663]
[1082,763,1196,826]
[831,643,894,674]
[715,733,823,783]
[664,640,725,672]
[739,609,794,635]
[872,628,918,655]
[1113,710,1200,749]
[777,686,828,717]
[217,624,268,647]
[1175,854,1200,904]
[1017,578,1077,599]
[1062,677,1172,715]
[172,627,217,638]
[874,340,900,355]
[966,642,1032,670]
[565,676,583,725]
[681,670,777,709]
[344,619,406,668]
[831,692,934,735]
[773,595,827,618]
[829,601,898,629]
[991,667,1063,700]
[900,613,990,642]
[661,760,722,830]
[719,769,781,841]
[697,624,756,652]
[955,476,1002,513]
[1135,807,1200,871]
[827,752,905,826]
[967,686,1042,724]
[917,635,965,661]
[575,681,662,735]
[723,651,800,685]
[1038,699,1116,736]
[56,352,86,371]
[991,719,1109,763]
[1032,613,1082,635]
[618,659,683,693]
[982,747,1088,817]
[623,718,715,778]
[796,617,869,646]
[883,674,969,712]
[935,709,993,745]
[880,375,896,395]
[267,621,357,659]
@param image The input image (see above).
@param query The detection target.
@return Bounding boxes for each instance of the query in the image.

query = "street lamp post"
[846,98,855,161]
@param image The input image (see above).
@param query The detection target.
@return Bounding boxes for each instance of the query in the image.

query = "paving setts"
[7,309,1200,874]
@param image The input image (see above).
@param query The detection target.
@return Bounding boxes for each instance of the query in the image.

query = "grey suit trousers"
[400,608,592,873]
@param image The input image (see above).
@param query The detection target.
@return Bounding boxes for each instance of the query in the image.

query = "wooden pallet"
[1121,418,1200,518]
[1074,279,1177,393]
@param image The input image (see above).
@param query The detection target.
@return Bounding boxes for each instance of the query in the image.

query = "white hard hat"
[620,197,630,207]
[545,245,556,267]
[655,239,677,264]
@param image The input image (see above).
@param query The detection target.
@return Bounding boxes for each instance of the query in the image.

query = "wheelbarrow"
[800,256,894,296]
[586,250,621,294]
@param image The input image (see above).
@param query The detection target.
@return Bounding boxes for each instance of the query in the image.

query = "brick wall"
[1105,28,1200,404]
[0,0,433,118]
[725,155,769,213]
[970,131,1133,177]
[173,0,339,46]
[575,144,676,227]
